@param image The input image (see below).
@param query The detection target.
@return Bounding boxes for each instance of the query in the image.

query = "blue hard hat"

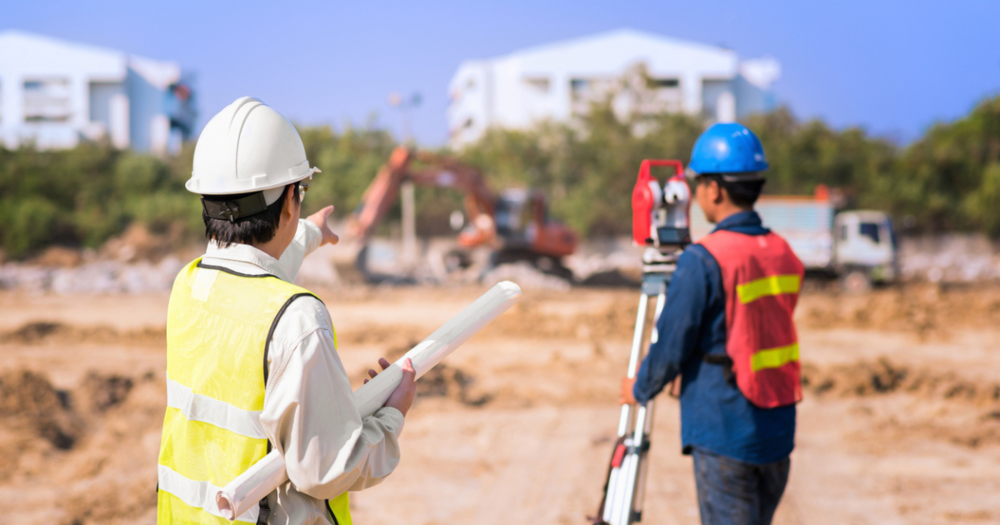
[688,123,769,176]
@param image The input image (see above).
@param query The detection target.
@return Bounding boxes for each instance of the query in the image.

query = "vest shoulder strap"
[263,292,319,385]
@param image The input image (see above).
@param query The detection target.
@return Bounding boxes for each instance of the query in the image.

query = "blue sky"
[5,0,998,145]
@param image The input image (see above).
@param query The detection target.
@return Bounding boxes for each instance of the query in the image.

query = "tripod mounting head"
[631,159,691,251]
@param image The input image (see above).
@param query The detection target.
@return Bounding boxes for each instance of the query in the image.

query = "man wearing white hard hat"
[156,97,416,525]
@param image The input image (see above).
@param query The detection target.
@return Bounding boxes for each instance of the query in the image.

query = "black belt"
[701,352,736,386]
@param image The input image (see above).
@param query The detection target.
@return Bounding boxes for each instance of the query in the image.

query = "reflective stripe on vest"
[751,342,800,372]
[698,230,805,408]
[158,464,259,523]
[737,275,801,304]
[157,258,351,525]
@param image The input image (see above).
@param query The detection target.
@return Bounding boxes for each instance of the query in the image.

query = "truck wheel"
[841,270,872,294]
[534,256,574,281]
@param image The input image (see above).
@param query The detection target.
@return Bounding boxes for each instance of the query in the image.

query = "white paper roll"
[215,451,286,521]
[216,281,523,520]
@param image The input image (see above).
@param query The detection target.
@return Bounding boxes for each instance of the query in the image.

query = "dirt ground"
[1,282,1000,524]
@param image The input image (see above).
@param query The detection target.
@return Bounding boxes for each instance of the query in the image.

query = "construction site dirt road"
[1,283,998,524]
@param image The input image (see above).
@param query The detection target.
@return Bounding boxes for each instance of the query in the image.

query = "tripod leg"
[629,292,666,522]
[604,459,622,523]
[631,399,655,522]
[619,292,666,524]
[605,292,652,524]
[649,292,665,345]
[619,294,649,433]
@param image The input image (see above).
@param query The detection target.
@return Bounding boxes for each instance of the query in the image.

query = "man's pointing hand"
[306,205,339,246]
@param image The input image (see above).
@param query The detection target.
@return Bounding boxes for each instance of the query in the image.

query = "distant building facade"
[447,29,780,147]
[0,31,195,154]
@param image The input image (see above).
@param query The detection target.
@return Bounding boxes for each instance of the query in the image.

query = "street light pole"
[389,92,423,268]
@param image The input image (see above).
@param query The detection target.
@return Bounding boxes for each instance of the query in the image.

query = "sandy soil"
[1,283,999,524]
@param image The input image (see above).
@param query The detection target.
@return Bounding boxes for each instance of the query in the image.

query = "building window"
[652,78,679,88]
[570,77,617,115]
[524,77,550,94]
[23,78,72,122]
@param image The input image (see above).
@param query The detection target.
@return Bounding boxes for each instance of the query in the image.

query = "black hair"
[203,182,299,248]
[697,174,766,208]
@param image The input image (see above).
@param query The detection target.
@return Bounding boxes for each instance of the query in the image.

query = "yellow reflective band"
[751,343,799,372]
[159,407,268,489]
[158,489,246,525]
[737,275,801,304]
[157,464,259,523]
[165,376,267,439]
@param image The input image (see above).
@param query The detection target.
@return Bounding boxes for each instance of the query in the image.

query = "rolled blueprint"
[216,281,523,521]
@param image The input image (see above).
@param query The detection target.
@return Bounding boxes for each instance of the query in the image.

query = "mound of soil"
[100,223,186,263]
[0,370,82,453]
[0,370,140,483]
[482,296,638,342]
[79,372,134,413]
[416,365,493,407]
[336,325,428,349]
[578,269,640,288]
[30,246,84,268]
[379,341,492,407]
[0,322,165,347]
[799,282,1000,337]
[0,368,160,524]
[802,358,1000,404]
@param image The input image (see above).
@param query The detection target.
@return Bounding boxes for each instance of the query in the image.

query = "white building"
[447,29,780,147]
[0,31,195,154]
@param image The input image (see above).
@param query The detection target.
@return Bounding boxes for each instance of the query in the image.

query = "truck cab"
[688,195,899,292]
[834,210,898,287]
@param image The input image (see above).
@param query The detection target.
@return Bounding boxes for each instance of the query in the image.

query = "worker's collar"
[203,240,293,283]
[711,210,767,234]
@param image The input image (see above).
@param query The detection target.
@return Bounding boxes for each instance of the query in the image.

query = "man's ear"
[709,179,725,205]
[281,184,296,222]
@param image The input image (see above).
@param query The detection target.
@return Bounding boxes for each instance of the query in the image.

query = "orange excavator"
[347,146,578,281]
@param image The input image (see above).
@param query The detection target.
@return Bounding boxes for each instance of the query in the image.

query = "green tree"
[4,94,1000,260]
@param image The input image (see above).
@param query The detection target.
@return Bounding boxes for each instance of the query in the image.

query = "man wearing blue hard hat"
[621,123,805,525]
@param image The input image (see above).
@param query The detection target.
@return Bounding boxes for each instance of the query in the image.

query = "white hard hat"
[187,97,319,205]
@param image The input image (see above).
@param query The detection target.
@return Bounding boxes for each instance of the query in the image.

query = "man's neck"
[251,239,287,261]
[712,205,752,225]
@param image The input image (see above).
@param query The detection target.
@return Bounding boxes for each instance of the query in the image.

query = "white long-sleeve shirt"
[200,220,404,525]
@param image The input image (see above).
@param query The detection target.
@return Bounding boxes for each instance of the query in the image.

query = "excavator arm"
[348,146,578,283]
[348,146,497,246]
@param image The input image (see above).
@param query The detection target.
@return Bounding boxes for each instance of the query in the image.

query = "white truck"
[689,189,898,291]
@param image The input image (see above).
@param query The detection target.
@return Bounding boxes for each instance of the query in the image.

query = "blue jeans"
[691,447,790,525]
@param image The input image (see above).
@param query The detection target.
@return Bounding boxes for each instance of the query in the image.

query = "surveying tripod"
[592,248,679,525]
[592,159,690,525]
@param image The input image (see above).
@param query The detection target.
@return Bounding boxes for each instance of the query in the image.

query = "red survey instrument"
[592,160,691,525]
[631,159,691,248]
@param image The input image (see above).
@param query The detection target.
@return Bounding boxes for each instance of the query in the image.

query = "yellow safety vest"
[157,258,352,525]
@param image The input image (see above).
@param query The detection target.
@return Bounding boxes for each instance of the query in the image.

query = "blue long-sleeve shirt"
[633,210,796,465]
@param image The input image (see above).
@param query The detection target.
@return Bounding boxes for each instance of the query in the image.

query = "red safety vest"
[698,230,805,408]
